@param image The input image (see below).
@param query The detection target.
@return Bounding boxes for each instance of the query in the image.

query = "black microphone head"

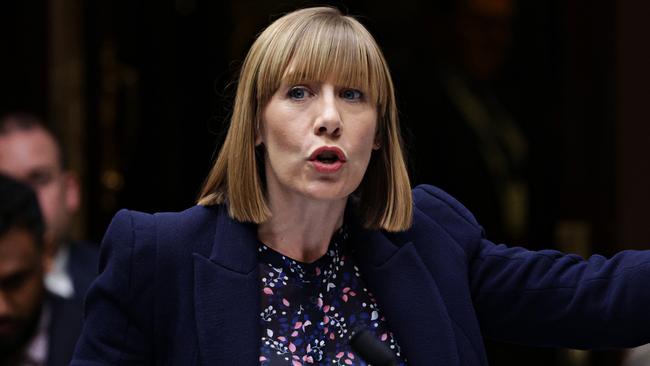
[348,328,399,366]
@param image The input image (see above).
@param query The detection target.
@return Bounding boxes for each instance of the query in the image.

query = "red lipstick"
[308,146,347,173]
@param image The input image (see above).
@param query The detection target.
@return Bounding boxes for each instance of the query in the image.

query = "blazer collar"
[194,205,260,365]
[351,225,460,366]
[208,205,259,273]
[194,205,459,365]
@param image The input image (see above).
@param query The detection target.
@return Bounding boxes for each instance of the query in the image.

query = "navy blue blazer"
[71,185,650,365]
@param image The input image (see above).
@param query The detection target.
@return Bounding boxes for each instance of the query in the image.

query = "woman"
[72,7,650,366]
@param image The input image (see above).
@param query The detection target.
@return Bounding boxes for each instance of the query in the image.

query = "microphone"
[348,328,400,366]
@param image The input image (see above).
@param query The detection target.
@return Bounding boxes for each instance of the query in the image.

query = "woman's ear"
[373,121,381,150]
[255,122,263,146]
[373,133,381,150]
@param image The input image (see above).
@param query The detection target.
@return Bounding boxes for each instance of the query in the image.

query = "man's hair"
[0,112,68,169]
[0,173,45,248]
[198,7,413,231]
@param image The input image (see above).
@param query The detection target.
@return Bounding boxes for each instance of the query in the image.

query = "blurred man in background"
[0,173,82,365]
[409,0,532,245]
[0,113,97,305]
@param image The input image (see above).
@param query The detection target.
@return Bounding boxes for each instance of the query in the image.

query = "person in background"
[0,114,97,305]
[0,173,83,365]
[408,0,534,246]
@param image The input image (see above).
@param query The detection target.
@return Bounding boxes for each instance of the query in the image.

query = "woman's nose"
[314,90,342,137]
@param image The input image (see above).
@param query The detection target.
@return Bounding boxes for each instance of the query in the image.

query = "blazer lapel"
[351,227,460,366]
[194,206,260,365]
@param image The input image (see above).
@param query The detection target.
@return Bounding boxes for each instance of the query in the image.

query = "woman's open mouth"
[309,146,346,173]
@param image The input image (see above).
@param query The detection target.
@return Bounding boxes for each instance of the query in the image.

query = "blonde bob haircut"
[198,6,412,231]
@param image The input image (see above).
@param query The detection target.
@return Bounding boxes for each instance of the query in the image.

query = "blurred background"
[1,0,649,365]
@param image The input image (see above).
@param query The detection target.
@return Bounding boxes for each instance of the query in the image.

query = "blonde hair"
[198,7,412,231]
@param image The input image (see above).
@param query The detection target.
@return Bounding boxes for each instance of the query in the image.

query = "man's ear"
[41,234,56,273]
[64,171,80,213]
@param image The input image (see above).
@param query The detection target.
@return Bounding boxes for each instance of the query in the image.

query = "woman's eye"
[288,87,309,100]
[341,89,363,101]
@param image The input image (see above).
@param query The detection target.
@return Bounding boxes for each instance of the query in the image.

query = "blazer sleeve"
[470,238,650,349]
[415,185,650,349]
[71,209,156,365]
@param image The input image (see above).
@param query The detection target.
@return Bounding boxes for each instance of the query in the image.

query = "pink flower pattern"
[257,226,405,365]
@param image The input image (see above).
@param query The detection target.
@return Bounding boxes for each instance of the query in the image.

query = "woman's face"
[259,75,378,202]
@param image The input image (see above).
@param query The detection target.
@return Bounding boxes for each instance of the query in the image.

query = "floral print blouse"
[257,226,406,365]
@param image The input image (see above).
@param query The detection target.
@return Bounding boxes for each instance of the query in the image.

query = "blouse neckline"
[257,226,348,285]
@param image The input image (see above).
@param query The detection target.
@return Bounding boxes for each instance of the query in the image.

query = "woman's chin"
[300,181,355,202]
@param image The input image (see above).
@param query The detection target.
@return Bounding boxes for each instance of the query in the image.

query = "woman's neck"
[257,189,347,264]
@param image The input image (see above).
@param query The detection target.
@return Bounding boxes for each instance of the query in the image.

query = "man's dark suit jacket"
[71,185,650,365]
[46,293,84,366]
[68,241,99,302]
[42,242,97,365]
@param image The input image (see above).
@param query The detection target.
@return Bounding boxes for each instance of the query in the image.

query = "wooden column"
[48,0,86,237]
